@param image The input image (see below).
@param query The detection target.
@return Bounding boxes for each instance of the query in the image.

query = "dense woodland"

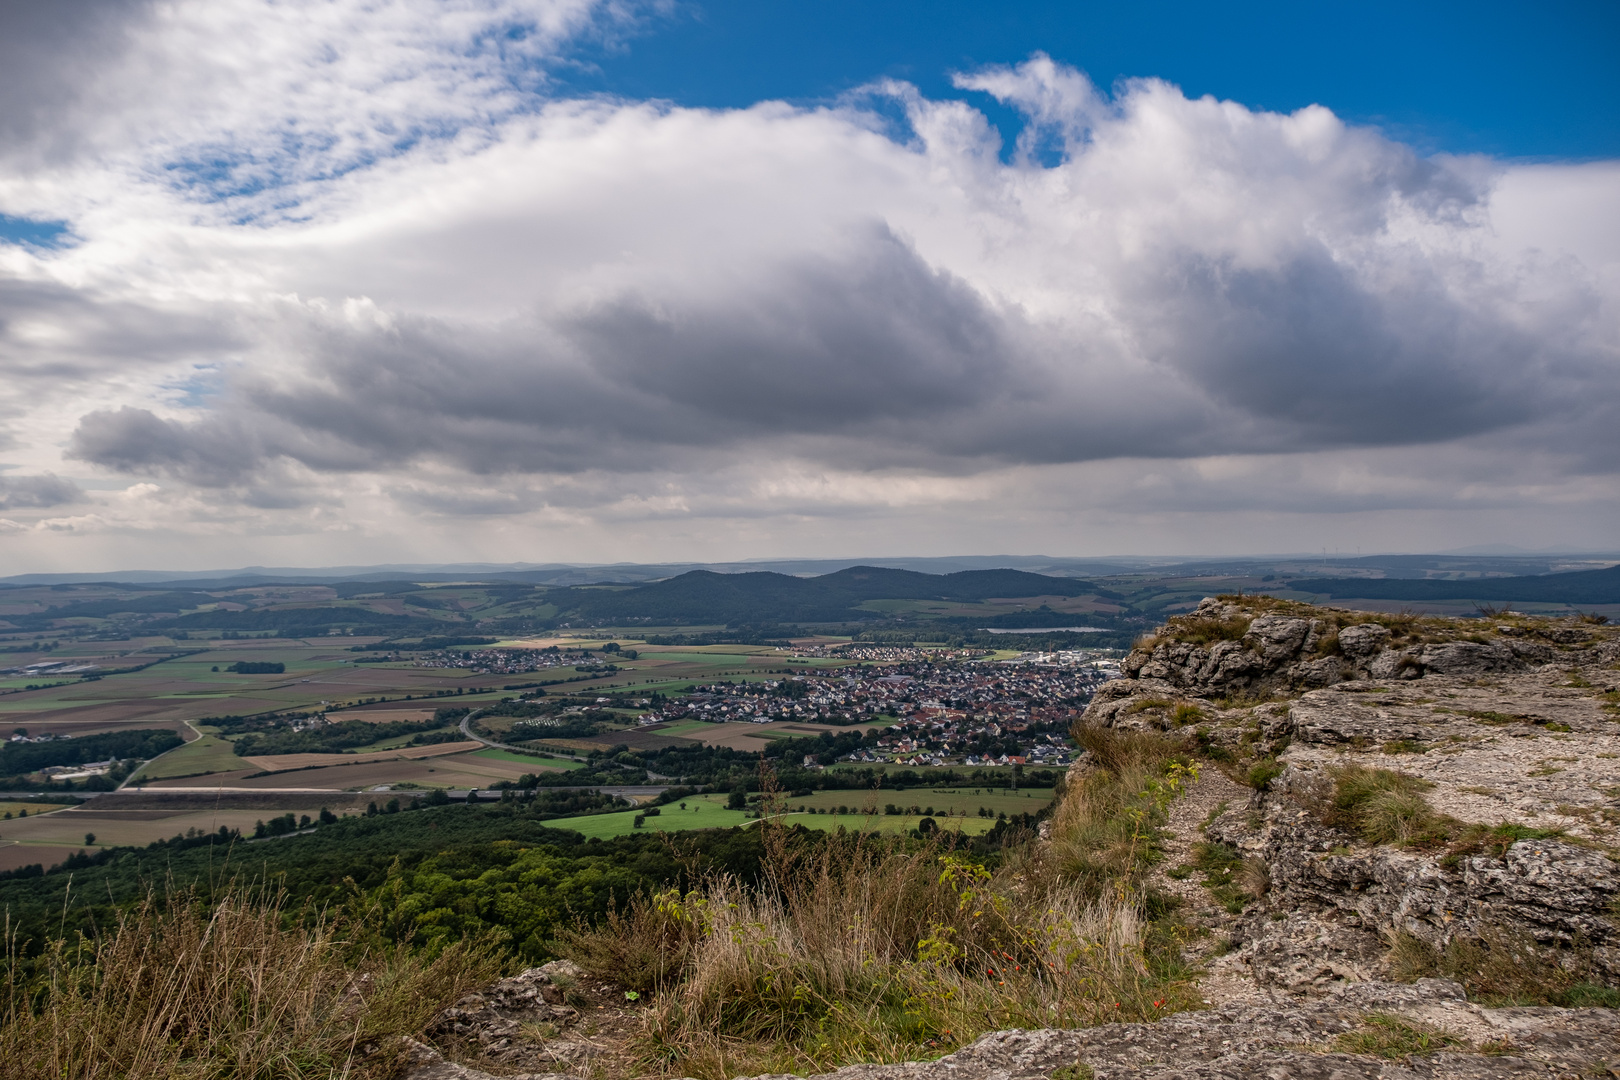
[0,790,1042,962]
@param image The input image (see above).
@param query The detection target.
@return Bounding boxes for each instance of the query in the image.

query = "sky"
[0,0,1616,572]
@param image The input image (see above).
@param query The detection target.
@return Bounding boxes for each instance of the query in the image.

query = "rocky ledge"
[413,980,1620,1080]
[750,980,1620,1080]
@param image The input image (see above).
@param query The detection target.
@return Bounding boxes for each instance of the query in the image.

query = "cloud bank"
[0,4,1616,569]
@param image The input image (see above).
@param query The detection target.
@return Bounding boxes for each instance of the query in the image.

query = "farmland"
[0,566,1139,864]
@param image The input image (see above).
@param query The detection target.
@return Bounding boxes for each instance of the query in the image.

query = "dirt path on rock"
[1148,767,1277,1009]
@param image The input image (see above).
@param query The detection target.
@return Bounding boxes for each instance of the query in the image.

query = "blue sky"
[564,0,1620,159]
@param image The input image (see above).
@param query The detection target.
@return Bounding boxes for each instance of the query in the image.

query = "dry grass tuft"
[0,888,496,1080]
[1326,765,1452,848]
[1334,1012,1461,1061]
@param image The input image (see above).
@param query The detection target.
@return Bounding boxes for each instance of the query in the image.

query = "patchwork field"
[0,791,382,872]
[0,632,941,857]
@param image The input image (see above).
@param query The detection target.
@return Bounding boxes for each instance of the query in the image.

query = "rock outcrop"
[1117,598,1563,698]
[1086,600,1620,978]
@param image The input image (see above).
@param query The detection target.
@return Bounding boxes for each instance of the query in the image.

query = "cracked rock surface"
[744,981,1620,1080]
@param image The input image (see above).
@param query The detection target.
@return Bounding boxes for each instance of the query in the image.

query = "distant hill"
[562,566,1095,625]
[1289,563,1620,605]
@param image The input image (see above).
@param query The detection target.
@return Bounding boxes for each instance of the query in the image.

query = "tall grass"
[0,888,497,1080]
[564,729,1198,1079]
[1387,928,1620,1008]
[1046,726,1195,898]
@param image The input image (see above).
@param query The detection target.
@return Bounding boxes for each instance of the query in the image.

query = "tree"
[84,833,96,846]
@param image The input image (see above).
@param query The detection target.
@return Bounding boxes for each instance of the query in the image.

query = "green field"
[0,802,74,817]
[775,811,996,836]
[647,718,715,736]
[783,787,1053,818]
[549,794,756,838]
[130,733,252,781]
[543,785,1046,842]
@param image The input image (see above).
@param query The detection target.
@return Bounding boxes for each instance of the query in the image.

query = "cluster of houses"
[415,646,593,675]
[40,758,117,780]
[785,643,993,663]
[636,652,1122,767]
[2,659,100,678]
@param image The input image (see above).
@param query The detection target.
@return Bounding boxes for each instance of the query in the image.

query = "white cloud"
[0,18,1615,569]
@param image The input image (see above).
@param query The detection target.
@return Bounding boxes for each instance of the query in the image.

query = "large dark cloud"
[0,472,83,510]
[64,214,1613,496]
[0,0,155,163]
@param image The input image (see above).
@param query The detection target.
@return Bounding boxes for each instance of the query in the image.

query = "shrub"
[566,788,1196,1079]
[1245,759,1283,791]
[620,851,1169,1078]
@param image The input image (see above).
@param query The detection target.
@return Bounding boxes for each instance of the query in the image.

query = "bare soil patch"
[323,706,440,724]
[0,842,82,872]
[94,791,379,811]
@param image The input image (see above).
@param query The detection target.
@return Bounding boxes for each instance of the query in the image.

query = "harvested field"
[466,747,585,769]
[0,794,387,862]
[680,725,776,752]
[0,843,83,873]
[141,748,558,790]
[0,801,74,816]
[242,740,479,772]
[322,707,441,724]
[0,707,196,738]
[86,791,384,811]
[567,730,690,752]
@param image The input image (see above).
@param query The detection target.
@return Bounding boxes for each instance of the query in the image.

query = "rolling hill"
[1289,563,1620,605]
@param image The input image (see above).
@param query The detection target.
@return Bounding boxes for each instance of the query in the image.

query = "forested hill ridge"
[558,566,1098,625]
[6,557,1619,647]
[1292,560,1620,604]
[0,564,1125,643]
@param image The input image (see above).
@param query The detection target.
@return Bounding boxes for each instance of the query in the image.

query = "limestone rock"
[401,1037,584,1080]
[425,963,585,1070]
[733,982,1620,1080]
